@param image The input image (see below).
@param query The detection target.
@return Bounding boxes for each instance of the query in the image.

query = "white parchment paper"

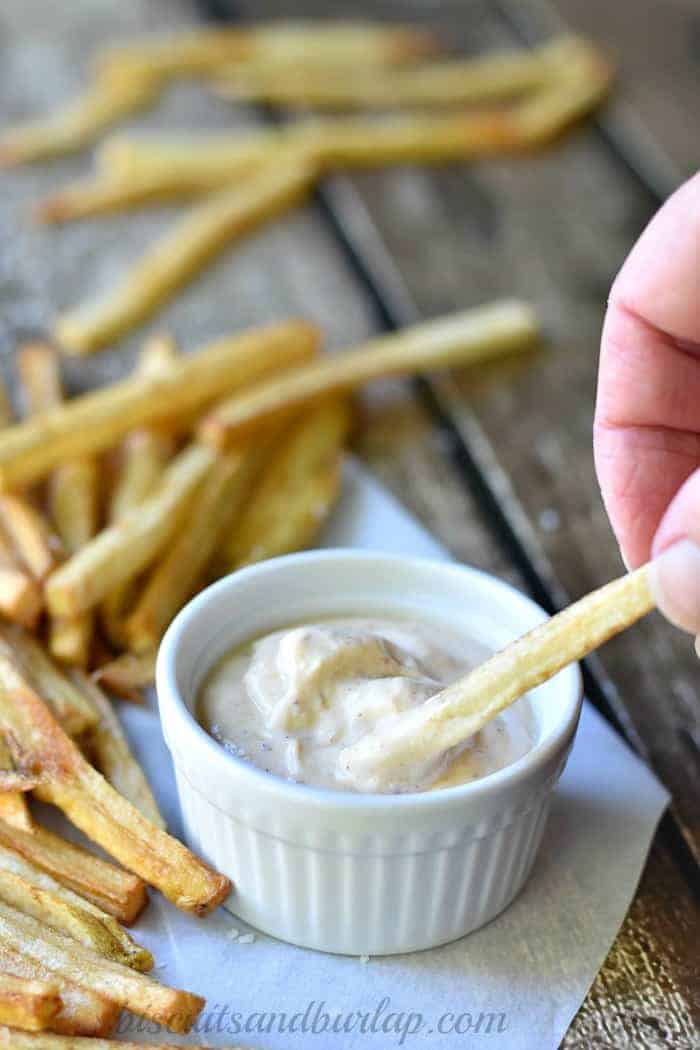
[114,461,668,1049]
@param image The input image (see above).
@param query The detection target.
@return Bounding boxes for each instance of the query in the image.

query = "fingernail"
[649,539,700,634]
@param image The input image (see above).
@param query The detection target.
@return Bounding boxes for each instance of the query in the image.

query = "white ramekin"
[156,551,582,955]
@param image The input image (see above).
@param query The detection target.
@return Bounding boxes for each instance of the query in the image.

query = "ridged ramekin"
[156,550,582,955]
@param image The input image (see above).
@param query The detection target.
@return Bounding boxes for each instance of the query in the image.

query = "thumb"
[649,467,700,634]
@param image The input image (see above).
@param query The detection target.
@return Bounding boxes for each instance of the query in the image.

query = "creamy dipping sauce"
[197,617,533,794]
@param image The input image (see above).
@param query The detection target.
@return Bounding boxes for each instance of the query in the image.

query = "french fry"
[510,37,612,146]
[55,156,315,354]
[0,973,61,1032]
[96,21,439,84]
[0,76,159,167]
[341,566,654,791]
[215,35,578,109]
[107,430,174,527]
[0,733,33,831]
[96,129,275,183]
[46,444,216,617]
[35,162,259,224]
[225,401,350,570]
[0,900,204,1033]
[16,343,63,414]
[0,653,231,915]
[0,531,43,630]
[0,1032,251,1049]
[0,865,152,972]
[79,109,510,211]
[94,108,513,185]
[0,947,119,1037]
[0,824,147,925]
[102,335,178,646]
[107,335,177,524]
[0,841,150,971]
[48,460,99,561]
[0,627,97,738]
[92,652,155,701]
[18,343,98,668]
[0,320,320,489]
[0,495,63,582]
[72,671,164,829]
[125,439,274,652]
[202,300,538,449]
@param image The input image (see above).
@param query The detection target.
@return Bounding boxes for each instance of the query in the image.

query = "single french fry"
[96,21,439,84]
[35,157,262,224]
[0,320,320,489]
[0,973,61,1033]
[215,35,578,109]
[48,459,99,562]
[0,842,150,971]
[106,333,178,524]
[0,866,152,972]
[16,344,63,414]
[125,439,273,652]
[46,444,216,617]
[0,824,147,925]
[0,627,97,737]
[225,401,350,570]
[0,495,63,582]
[510,36,612,146]
[0,734,33,831]
[55,156,315,354]
[0,531,43,630]
[0,1031,251,1049]
[0,900,203,1033]
[72,671,164,829]
[35,173,203,225]
[92,652,155,701]
[202,300,538,449]
[107,429,174,526]
[94,106,514,187]
[48,615,93,674]
[135,330,180,374]
[96,129,275,183]
[341,566,654,792]
[0,77,159,168]
[0,947,119,1037]
[0,654,231,915]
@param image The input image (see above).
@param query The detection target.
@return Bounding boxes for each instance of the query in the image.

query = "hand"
[594,171,700,634]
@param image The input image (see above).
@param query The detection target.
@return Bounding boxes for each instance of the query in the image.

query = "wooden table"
[0,0,698,1043]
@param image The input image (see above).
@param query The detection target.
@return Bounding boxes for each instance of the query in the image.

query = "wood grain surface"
[0,0,697,1042]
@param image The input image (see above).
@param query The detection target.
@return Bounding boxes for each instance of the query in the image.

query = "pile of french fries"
[0,22,610,354]
[0,302,539,1045]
